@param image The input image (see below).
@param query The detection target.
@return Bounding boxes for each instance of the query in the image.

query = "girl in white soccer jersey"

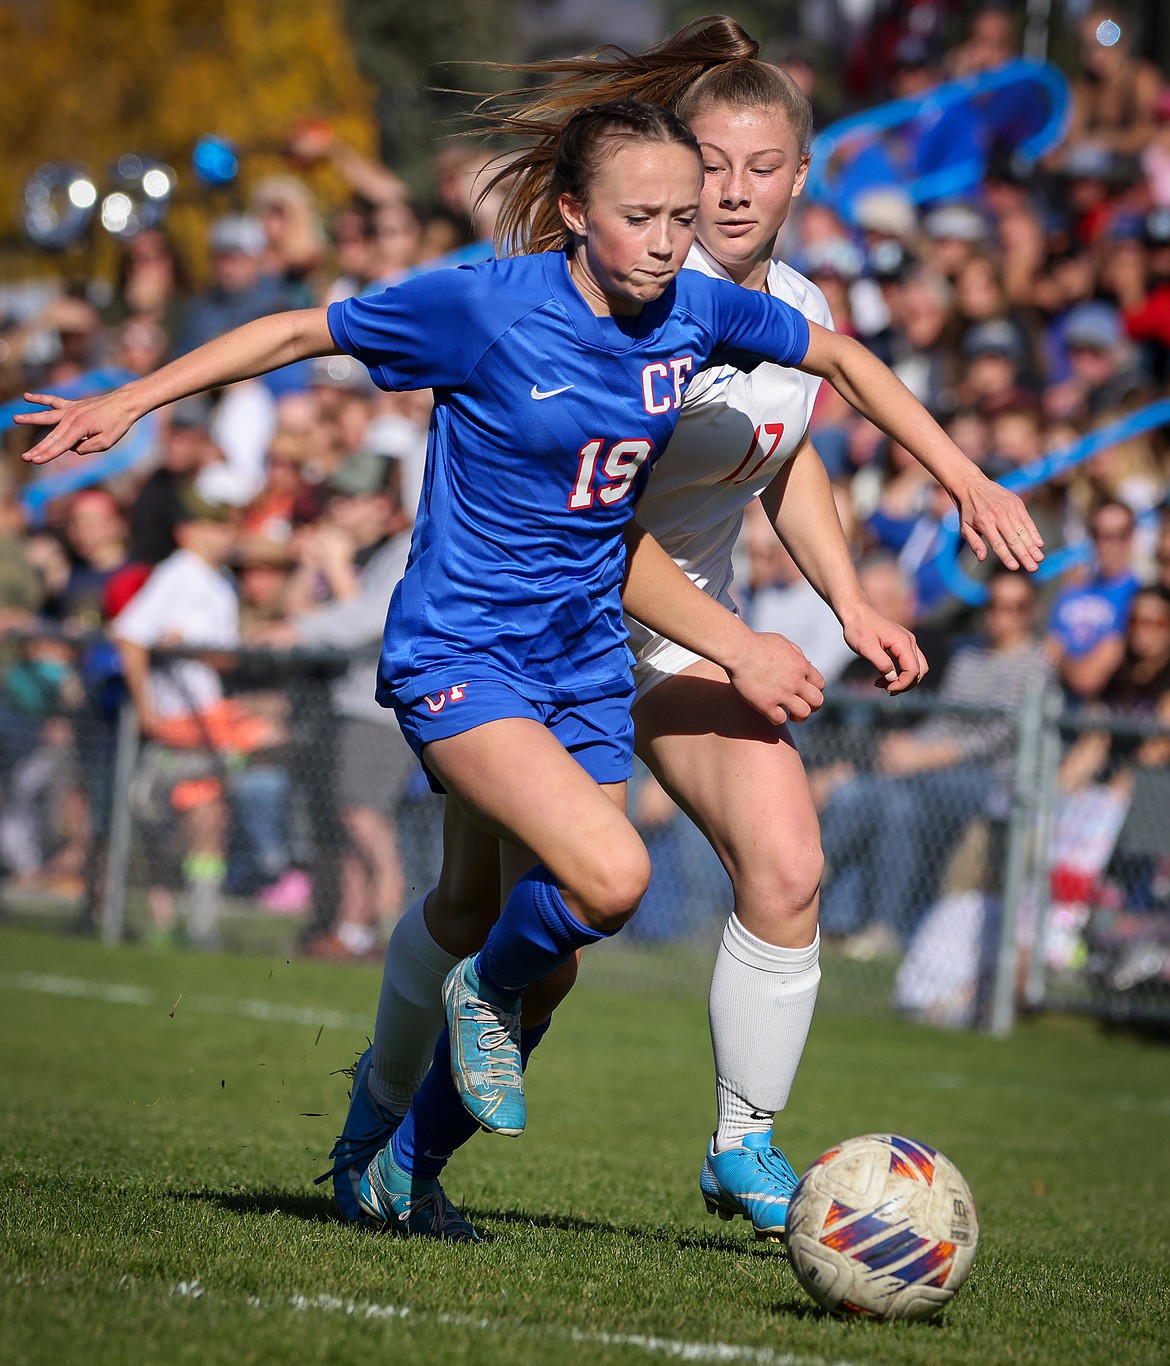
[323,21,1043,1240]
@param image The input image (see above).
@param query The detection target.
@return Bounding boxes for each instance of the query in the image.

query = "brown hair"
[473,15,813,256]
[490,99,700,256]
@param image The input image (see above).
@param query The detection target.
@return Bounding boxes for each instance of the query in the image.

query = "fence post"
[100,696,139,946]
[988,678,1047,1037]
[1023,689,1063,1009]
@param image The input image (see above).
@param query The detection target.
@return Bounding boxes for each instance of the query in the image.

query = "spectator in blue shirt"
[1047,497,1143,703]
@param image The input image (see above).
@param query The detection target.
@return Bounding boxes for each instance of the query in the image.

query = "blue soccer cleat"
[699,1131,799,1242]
[314,1047,403,1223]
[442,957,525,1137]
[358,1146,480,1241]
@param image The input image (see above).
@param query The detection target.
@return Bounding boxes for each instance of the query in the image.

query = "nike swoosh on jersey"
[530,383,574,400]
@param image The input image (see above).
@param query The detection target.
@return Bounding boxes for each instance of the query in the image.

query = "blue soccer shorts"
[392,676,635,793]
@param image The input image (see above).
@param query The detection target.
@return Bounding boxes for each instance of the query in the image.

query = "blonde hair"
[470,15,813,256]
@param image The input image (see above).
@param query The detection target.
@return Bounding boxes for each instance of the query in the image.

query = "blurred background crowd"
[0,1,1167,1012]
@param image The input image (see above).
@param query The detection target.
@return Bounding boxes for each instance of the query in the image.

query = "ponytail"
[468,15,811,255]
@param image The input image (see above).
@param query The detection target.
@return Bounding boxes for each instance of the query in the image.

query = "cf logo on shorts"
[424,684,467,714]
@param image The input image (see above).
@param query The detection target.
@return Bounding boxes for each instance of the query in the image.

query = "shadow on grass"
[168,1189,339,1224]
[468,1205,780,1260]
[169,1189,786,1260]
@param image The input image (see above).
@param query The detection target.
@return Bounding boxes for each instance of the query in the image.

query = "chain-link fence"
[2,631,1168,1034]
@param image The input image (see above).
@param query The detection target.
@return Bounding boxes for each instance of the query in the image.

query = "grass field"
[2,923,1168,1366]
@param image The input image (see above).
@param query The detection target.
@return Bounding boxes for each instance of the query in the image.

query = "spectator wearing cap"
[1048,300,1148,422]
[959,319,1033,417]
[250,450,416,960]
[922,204,990,282]
[1046,497,1144,704]
[172,215,304,359]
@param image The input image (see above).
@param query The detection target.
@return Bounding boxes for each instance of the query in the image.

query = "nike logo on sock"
[530,383,574,400]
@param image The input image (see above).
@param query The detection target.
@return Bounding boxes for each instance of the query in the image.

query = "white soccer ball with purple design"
[785,1133,979,1321]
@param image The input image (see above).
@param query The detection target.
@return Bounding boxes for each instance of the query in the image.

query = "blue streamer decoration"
[937,399,1170,606]
[807,59,1071,219]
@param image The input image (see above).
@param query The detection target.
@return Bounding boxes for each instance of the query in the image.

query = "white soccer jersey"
[628,242,833,699]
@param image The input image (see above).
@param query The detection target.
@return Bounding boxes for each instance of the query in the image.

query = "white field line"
[2,1272,867,1366]
[0,970,369,1033]
[167,1280,864,1366]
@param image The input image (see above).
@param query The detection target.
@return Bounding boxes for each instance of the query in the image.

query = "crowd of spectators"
[0,5,1168,972]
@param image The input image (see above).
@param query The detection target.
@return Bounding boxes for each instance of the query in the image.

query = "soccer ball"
[785,1134,979,1321]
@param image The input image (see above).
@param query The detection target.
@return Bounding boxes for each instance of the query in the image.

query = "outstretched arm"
[16,308,340,465]
[800,323,1045,573]
[760,435,927,694]
[622,520,824,726]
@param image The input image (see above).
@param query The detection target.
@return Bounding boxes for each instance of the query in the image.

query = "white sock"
[368,893,458,1113]
[710,914,820,1153]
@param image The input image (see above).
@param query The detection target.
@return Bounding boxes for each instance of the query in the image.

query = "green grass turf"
[1,924,1168,1366]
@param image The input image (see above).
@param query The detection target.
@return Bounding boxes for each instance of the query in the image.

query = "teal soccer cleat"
[358,1146,480,1241]
[699,1131,799,1241]
[314,1047,403,1223]
[442,957,525,1136]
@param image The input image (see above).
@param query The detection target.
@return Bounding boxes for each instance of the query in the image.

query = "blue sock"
[474,865,606,997]
[390,1020,554,1180]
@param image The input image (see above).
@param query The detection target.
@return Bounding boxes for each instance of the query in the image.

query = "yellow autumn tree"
[0,0,378,281]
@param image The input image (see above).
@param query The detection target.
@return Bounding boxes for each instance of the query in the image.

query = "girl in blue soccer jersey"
[326,21,1046,1241]
[19,94,1039,1242]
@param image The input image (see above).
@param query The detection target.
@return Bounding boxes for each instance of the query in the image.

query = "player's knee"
[575,842,651,933]
[738,837,824,917]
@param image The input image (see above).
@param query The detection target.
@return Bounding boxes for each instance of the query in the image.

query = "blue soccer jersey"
[327,251,810,707]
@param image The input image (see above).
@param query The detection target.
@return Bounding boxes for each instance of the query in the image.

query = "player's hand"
[15,389,140,465]
[950,472,1045,573]
[840,604,928,695]
[726,631,825,726]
